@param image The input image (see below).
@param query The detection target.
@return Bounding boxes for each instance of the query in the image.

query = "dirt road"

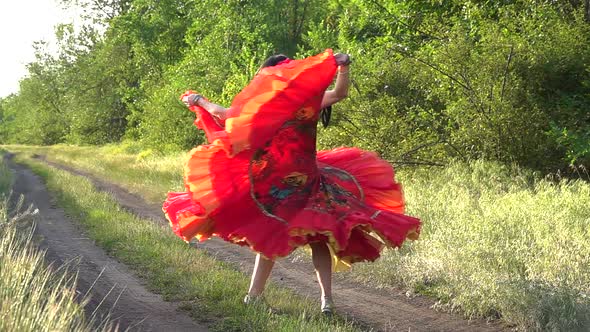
[16,155,505,331]
[8,156,207,332]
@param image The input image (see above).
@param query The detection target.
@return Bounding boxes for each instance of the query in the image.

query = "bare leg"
[247,253,275,297]
[310,241,334,313]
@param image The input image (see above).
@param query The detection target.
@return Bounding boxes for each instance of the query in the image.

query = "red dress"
[163,50,420,268]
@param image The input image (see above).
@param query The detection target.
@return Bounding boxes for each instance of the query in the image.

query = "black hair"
[259,54,331,128]
[320,106,331,128]
[259,54,289,70]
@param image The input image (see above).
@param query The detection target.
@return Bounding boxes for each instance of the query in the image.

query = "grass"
[0,155,111,332]
[349,160,590,330]
[4,143,590,331]
[7,148,361,332]
[4,142,186,203]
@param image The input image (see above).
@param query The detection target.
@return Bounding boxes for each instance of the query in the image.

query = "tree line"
[1,0,589,171]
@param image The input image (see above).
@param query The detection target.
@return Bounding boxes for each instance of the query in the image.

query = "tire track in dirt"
[36,156,505,332]
[7,155,207,332]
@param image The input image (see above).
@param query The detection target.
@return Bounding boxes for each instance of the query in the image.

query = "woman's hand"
[334,53,352,66]
[182,93,204,107]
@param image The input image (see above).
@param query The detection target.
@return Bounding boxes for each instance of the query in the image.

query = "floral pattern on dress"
[249,107,318,219]
[249,106,366,223]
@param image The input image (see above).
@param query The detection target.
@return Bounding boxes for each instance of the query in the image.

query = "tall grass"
[5,144,590,330]
[351,160,590,330]
[0,154,11,195]
[0,158,110,332]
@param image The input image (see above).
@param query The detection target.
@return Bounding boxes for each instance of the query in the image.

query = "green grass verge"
[10,150,361,332]
[0,155,111,332]
[5,144,590,330]
[4,143,185,204]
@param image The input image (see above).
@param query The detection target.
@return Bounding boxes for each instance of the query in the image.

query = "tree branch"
[387,159,446,167]
[367,0,443,41]
[398,140,442,159]
[500,45,514,103]
[392,47,470,91]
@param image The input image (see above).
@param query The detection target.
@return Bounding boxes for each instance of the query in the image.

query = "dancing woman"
[163,50,420,314]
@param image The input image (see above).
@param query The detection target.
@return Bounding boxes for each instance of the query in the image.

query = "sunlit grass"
[350,160,590,330]
[5,142,185,203]
[11,152,361,332]
[0,157,112,332]
[5,144,590,330]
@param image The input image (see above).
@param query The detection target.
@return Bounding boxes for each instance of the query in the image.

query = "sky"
[0,0,78,98]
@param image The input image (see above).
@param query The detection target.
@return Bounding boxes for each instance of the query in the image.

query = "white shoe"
[321,296,335,315]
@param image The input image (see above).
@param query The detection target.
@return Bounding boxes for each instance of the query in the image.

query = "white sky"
[0,0,78,98]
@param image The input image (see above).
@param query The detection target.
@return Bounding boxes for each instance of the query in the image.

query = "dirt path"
[35,156,504,332]
[7,156,208,332]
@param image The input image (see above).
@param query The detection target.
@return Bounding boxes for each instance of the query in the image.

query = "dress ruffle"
[163,49,420,266]
[222,50,338,156]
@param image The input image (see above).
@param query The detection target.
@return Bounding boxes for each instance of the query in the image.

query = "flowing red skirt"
[163,50,420,267]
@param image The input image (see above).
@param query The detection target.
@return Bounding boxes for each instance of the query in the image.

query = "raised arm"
[320,53,351,108]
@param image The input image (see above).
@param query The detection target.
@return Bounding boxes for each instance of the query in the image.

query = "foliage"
[0,0,589,169]
[311,1,590,170]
